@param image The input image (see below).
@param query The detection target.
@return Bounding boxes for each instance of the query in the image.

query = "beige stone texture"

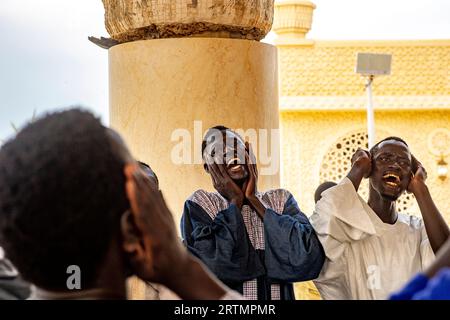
[112,38,279,300]
[109,38,280,223]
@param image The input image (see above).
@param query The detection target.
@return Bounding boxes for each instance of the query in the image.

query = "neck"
[29,238,129,300]
[368,186,398,224]
[65,237,128,300]
[93,237,128,298]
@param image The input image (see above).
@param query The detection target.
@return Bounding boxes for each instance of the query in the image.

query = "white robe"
[310,177,435,300]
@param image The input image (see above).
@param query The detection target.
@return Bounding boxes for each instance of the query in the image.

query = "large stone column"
[103,1,279,299]
[105,1,280,220]
[109,38,280,218]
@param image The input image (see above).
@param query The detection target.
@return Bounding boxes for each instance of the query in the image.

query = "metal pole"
[366,75,376,149]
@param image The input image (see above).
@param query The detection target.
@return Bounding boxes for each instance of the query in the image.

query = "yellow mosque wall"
[280,110,450,222]
[278,40,450,97]
[281,110,450,300]
[274,4,450,299]
[276,39,450,223]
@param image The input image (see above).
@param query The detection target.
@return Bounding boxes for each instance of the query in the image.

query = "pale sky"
[1,0,449,141]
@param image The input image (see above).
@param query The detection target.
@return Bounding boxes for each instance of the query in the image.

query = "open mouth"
[227,158,243,172]
[382,172,401,187]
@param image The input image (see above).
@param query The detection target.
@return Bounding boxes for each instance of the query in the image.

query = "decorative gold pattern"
[278,42,450,97]
[428,128,450,157]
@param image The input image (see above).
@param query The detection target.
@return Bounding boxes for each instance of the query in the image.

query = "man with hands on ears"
[311,137,449,300]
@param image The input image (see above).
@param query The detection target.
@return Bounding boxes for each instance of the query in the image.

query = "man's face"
[204,130,249,181]
[370,140,412,201]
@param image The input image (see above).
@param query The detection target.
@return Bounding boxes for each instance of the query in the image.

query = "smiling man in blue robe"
[181,126,325,300]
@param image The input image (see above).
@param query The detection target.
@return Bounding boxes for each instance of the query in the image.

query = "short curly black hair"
[201,125,245,159]
[370,136,409,156]
[0,109,129,291]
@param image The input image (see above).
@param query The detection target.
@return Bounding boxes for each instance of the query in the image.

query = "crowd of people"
[0,108,448,300]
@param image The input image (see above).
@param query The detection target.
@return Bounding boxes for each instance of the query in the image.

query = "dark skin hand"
[408,156,450,253]
[207,161,245,209]
[347,148,372,192]
[242,142,266,219]
[207,142,267,219]
[348,148,400,224]
[347,144,449,253]
[124,164,228,300]
[425,236,450,278]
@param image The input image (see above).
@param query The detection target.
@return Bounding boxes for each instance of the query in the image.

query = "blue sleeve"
[181,200,265,283]
[264,194,325,282]
[389,274,429,300]
[414,269,450,300]
[391,269,450,300]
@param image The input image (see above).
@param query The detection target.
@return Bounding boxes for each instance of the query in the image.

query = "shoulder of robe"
[188,189,213,202]
[188,189,226,203]
[261,188,292,198]
[259,189,294,215]
[187,190,228,219]
[397,213,424,230]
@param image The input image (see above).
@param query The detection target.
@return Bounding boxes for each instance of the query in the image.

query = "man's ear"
[120,210,153,278]
[120,210,144,257]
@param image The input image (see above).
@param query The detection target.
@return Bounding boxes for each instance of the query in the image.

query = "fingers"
[242,179,248,193]
[411,154,427,178]
[245,142,257,164]
[208,167,219,186]
[360,148,370,158]
[210,162,224,177]
[125,164,141,214]
[251,152,258,179]
[417,165,428,181]
[411,154,419,173]
[352,148,370,162]
[216,162,229,178]
[207,163,222,185]
[352,148,362,163]
[244,142,257,175]
[204,153,215,166]
[250,145,257,168]
[245,152,257,180]
[125,163,161,218]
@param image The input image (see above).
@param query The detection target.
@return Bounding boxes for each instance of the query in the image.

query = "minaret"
[273,0,316,45]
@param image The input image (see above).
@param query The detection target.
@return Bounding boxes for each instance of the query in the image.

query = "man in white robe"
[311,137,449,300]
